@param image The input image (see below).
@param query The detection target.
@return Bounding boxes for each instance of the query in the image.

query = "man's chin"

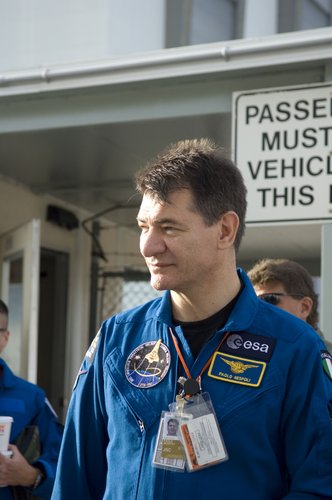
[150,276,169,291]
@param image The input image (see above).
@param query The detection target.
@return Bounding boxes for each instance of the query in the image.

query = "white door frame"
[0,219,40,382]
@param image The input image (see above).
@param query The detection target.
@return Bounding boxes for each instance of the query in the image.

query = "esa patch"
[208,352,267,387]
[125,339,171,388]
[321,350,332,380]
[220,331,275,362]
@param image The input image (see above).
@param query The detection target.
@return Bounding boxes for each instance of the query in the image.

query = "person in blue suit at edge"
[0,299,63,499]
[52,138,332,499]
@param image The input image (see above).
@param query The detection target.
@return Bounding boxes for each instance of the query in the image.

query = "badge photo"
[125,339,171,388]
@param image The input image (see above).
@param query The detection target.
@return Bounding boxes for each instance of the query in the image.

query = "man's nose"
[140,228,166,257]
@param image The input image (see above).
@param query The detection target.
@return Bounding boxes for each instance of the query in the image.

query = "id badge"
[169,392,228,472]
[152,411,187,472]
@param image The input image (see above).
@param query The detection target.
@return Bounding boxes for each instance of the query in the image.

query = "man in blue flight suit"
[52,138,332,499]
[0,299,63,499]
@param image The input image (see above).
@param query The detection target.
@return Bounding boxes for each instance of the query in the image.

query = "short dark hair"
[248,258,318,329]
[135,138,247,251]
[0,299,8,316]
[167,418,178,426]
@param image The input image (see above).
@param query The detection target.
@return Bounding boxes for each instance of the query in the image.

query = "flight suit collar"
[154,267,260,333]
[0,357,16,389]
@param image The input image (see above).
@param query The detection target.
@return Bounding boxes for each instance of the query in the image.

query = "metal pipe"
[0,29,331,87]
[88,220,101,343]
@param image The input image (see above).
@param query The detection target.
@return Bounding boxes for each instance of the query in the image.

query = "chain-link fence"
[98,271,162,324]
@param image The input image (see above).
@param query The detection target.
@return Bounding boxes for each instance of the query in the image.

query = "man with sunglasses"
[248,258,332,352]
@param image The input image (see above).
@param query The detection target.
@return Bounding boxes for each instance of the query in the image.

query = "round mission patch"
[125,339,171,388]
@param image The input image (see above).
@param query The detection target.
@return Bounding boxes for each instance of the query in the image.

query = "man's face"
[137,189,221,294]
[0,313,9,354]
[167,419,178,436]
[254,282,310,322]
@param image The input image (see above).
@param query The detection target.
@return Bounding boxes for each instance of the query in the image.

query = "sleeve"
[28,391,64,498]
[282,335,332,498]
[51,325,109,500]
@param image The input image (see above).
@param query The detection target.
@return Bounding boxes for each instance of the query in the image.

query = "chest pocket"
[205,364,283,424]
[104,347,165,433]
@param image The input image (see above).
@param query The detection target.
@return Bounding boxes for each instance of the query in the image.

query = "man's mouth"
[149,262,172,270]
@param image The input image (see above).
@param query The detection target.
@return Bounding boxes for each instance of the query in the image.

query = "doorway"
[38,248,69,423]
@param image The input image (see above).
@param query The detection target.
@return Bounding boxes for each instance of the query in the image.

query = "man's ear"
[0,330,9,354]
[218,211,239,249]
[299,297,313,322]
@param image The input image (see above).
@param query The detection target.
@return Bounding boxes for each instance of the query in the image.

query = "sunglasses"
[258,292,304,306]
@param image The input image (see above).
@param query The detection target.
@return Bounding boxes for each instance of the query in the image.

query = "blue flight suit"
[52,269,332,499]
[0,359,63,499]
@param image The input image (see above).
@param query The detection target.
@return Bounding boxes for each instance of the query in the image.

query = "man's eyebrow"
[136,217,182,225]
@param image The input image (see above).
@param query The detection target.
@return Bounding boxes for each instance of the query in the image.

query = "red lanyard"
[169,327,231,383]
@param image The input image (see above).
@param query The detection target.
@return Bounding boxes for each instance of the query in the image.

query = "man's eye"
[163,226,178,234]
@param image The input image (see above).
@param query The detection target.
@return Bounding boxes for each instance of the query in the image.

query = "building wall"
[0,0,166,72]
[2,0,331,74]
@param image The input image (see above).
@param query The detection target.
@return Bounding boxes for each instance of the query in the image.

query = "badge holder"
[169,392,228,472]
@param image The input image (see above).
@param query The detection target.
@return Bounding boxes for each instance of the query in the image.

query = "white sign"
[232,83,332,223]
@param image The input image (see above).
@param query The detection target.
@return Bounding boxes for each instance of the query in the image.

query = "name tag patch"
[208,352,267,387]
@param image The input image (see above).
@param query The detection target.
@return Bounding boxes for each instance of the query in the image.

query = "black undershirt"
[173,292,241,359]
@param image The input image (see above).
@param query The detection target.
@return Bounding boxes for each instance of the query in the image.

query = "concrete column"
[320,223,332,343]
[243,0,278,37]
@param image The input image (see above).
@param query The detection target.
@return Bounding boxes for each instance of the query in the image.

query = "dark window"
[279,0,332,32]
[166,0,243,48]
